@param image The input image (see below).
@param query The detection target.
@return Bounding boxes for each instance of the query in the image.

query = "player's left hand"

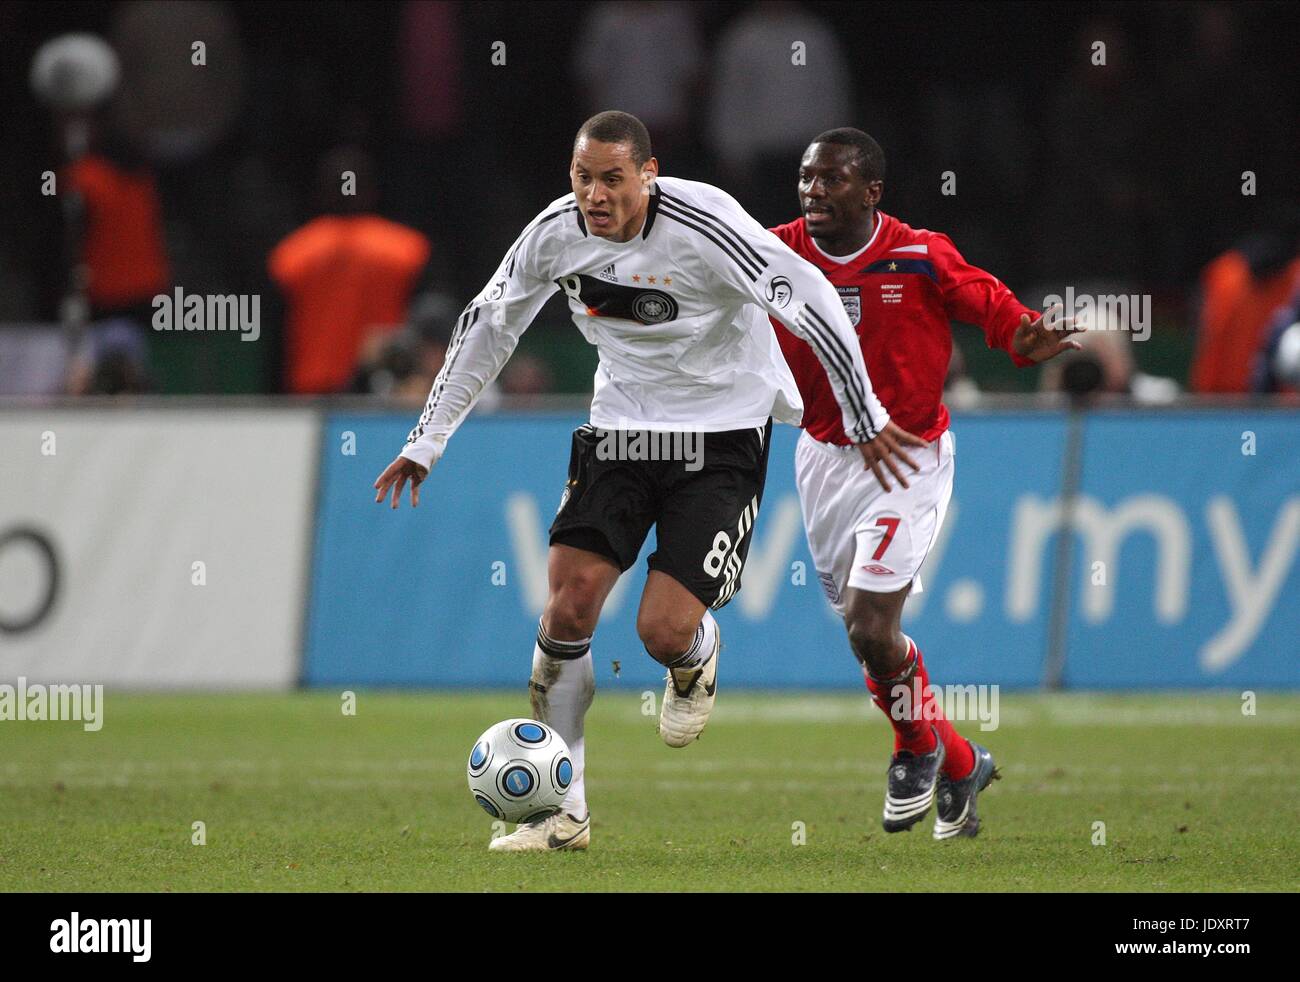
[1012,303,1085,363]
[373,455,428,509]
[856,420,928,492]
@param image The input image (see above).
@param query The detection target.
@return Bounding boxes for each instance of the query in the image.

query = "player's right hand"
[855,420,928,492]
[373,455,429,510]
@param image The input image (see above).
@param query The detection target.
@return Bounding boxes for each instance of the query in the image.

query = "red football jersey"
[770,211,1038,443]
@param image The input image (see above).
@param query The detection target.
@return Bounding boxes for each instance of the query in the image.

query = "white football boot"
[487,810,590,852]
[658,622,720,748]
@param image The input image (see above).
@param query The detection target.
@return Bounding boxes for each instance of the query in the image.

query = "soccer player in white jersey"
[374,111,925,852]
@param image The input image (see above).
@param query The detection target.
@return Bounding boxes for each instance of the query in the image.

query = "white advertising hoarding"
[0,408,317,688]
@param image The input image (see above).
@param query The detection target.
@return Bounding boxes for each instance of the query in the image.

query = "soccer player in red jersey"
[770,129,1081,838]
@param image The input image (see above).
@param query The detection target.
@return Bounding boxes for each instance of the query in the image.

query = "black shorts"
[549,420,773,610]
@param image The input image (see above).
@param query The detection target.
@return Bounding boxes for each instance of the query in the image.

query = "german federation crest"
[632,290,678,324]
[837,285,861,327]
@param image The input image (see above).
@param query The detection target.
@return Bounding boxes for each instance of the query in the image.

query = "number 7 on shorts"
[872,517,901,561]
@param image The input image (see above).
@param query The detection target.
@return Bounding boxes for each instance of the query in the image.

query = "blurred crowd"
[0,0,1296,402]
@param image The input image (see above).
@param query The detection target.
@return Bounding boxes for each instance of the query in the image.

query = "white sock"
[668,609,717,677]
[530,623,595,817]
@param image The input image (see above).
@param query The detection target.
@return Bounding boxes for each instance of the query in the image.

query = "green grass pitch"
[2,691,1297,892]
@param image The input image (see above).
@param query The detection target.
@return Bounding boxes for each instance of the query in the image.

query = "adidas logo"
[596,262,617,282]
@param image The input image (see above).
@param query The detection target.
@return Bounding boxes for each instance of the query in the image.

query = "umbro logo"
[596,262,617,282]
[861,563,896,575]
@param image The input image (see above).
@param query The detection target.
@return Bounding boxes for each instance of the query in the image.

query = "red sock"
[864,638,975,779]
[912,641,975,779]
[863,639,935,755]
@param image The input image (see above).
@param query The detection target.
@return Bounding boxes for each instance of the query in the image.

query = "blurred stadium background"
[0,1,1297,892]
[2,0,1295,689]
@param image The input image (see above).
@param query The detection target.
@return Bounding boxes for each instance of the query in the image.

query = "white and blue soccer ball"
[466,719,572,823]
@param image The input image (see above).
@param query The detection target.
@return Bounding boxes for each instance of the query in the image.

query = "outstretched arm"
[703,189,927,489]
[1010,305,1084,362]
[374,212,559,508]
[935,233,1082,366]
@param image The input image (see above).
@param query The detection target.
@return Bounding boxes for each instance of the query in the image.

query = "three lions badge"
[837,285,861,327]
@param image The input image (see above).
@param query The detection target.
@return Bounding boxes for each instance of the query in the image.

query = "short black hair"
[810,128,885,183]
[574,111,653,166]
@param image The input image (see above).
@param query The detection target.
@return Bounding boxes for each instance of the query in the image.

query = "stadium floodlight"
[29,34,120,347]
[29,33,120,113]
[1275,322,1300,387]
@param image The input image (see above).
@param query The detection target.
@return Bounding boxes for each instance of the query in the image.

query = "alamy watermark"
[50,912,150,962]
[0,676,103,731]
[594,422,705,472]
[890,680,999,731]
[152,288,260,341]
[1042,287,1151,341]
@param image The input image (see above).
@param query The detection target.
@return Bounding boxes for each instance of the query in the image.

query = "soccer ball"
[466,719,572,823]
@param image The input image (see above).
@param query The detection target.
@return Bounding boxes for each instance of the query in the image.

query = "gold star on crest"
[632,274,640,282]
[663,276,672,285]
[888,261,898,271]
[648,275,657,284]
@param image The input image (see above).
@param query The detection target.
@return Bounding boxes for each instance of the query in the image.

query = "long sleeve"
[400,215,558,470]
[687,187,889,442]
[933,233,1038,368]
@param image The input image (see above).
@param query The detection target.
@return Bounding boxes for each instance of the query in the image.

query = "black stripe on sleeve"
[795,309,867,432]
[408,305,480,442]
[802,303,878,438]
[796,307,875,440]
[659,202,762,281]
[506,205,577,277]
[408,305,472,442]
[803,303,873,414]
[659,190,767,272]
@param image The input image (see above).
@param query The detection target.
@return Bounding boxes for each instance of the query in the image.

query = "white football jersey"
[401,176,888,470]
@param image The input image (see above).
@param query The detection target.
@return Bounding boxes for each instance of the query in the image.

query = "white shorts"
[794,428,955,615]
